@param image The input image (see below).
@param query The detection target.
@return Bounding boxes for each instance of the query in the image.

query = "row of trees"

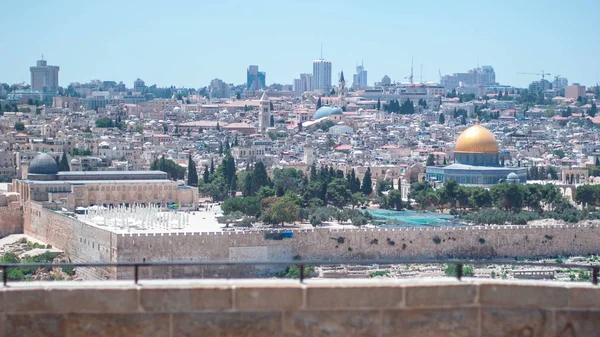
[95,116,126,130]
[150,157,185,180]
[409,180,566,213]
[527,166,559,180]
[384,99,415,114]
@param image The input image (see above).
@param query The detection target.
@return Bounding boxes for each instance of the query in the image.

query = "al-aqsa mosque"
[426,120,527,186]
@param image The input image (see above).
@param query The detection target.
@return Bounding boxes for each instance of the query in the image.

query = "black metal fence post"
[593,267,599,285]
[2,266,6,286]
[134,264,139,285]
[456,263,463,281]
[299,264,305,283]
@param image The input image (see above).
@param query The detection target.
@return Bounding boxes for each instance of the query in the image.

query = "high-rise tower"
[312,59,332,92]
[30,56,59,92]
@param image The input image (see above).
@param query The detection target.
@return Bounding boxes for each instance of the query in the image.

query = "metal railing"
[0,259,598,286]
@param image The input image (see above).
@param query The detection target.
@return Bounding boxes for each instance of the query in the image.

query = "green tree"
[438,113,445,124]
[326,178,352,208]
[58,152,70,172]
[316,97,322,110]
[210,158,215,174]
[426,154,435,166]
[575,185,597,206]
[351,192,368,209]
[376,178,393,196]
[202,165,210,184]
[361,168,373,196]
[187,155,198,187]
[386,189,403,210]
[376,98,381,110]
[588,102,597,118]
[14,122,25,131]
[262,195,300,227]
[150,157,185,180]
[222,196,262,217]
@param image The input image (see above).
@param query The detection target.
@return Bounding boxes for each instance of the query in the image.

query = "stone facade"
[0,205,23,238]
[0,279,599,336]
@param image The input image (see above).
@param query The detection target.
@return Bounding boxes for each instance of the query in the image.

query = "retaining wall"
[1,279,599,336]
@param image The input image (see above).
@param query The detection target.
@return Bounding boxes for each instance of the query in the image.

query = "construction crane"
[517,70,551,81]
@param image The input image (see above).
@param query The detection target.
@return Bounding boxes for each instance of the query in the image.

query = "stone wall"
[0,205,23,239]
[116,224,600,279]
[25,202,118,280]
[1,279,599,336]
[22,202,600,280]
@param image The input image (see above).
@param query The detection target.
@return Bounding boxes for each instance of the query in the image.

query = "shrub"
[19,238,27,244]
[275,265,315,279]
[369,271,390,277]
[444,264,475,277]
[478,238,485,244]
[62,266,76,276]
[432,236,441,244]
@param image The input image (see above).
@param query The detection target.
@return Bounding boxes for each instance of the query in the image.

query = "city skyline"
[1,0,599,88]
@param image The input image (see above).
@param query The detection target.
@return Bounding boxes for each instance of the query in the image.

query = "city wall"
[22,202,600,280]
[1,279,599,336]
[116,224,600,279]
[0,205,23,238]
[25,202,118,280]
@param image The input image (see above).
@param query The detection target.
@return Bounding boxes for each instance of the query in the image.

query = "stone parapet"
[0,278,599,336]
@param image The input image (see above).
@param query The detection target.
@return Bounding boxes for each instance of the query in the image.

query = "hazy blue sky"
[1,0,598,89]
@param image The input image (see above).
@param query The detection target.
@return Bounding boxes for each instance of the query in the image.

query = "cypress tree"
[361,168,373,195]
[210,158,215,174]
[58,152,70,172]
[203,165,210,184]
[316,97,322,110]
[187,155,198,187]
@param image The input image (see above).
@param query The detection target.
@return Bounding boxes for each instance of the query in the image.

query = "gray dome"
[29,153,58,175]
[506,172,519,183]
[275,117,285,123]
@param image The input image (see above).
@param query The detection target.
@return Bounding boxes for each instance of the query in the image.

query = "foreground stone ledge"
[479,282,569,308]
[405,283,477,308]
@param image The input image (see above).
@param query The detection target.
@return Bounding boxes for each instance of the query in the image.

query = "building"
[426,120,527,186]
[381,75,392,86]
[209,78,230,99]
[353,62,368,89]
[441,66,496,90]
[133,78,146,93]
[30,58,60,92]
[529,79,552,94]
[312,59,332,92]
[247,65,266,91]
[258,91,270,132]
[553,76,568,89]
[12,153,198,211]
[565,83,586,100]
[293,73,313,96]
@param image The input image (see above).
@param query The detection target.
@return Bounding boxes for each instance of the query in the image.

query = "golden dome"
[454,123,498,154]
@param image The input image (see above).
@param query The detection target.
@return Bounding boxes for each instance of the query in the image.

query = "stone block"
[140,286,231,312]
[66,313,170,337]
[382,308,478,337]
[555,310,600,337]
[481,308,554,337]
[306,285,402,310]
[4,289,51,313]
[568,287,600,309]
[405,284,476,308]
[283,310,381,337]
[172,312,281,337]
[235,285,302,310]
[479,284,568,308]
[46,288,138,313]
[4,314,65,337]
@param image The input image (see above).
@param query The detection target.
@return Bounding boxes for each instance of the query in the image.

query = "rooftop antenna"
[410,57,414,84]
[41,53,44,61]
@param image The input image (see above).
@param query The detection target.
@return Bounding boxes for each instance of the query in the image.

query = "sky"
[1,0,599,89]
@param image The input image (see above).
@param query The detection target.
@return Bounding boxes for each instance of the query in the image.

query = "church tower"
[338,71,347,105]
[258,91,270,132]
